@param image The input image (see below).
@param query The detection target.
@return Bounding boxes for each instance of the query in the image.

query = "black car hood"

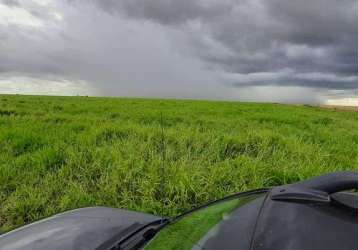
[0,207,161,250]
[196,171,358,250]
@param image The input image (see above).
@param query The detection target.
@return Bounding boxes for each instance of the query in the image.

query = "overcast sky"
[1,0,358,104]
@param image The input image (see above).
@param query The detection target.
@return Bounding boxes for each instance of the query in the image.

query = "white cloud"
[31,0,51,6]
[325,98,358,106]
[0,3,43,27]
[51,12,63,21]
[0,76,96,96]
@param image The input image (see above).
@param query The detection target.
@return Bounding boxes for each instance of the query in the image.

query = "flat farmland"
[1,94,358,232]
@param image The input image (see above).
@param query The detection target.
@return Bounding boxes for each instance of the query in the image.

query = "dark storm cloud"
[229,73,358,90]
[1,0,358,101]
[92,0,232,25]
[91,0,358,89]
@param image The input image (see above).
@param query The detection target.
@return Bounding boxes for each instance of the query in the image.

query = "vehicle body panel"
[0,207,161,250]
[252,192,358,250]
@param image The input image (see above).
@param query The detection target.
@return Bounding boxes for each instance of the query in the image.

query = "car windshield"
[144,191,266,250]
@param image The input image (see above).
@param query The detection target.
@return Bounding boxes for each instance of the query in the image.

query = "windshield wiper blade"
[117,226,162,250]
[105,219,169,250]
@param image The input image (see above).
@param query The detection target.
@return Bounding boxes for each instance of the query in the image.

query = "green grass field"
[1,94,358,232]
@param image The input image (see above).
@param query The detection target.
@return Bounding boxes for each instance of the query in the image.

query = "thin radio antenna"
[159,111,166,220]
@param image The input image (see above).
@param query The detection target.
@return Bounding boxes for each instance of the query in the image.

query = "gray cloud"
[0,0,358,103]
[1,0,19,6]
[94,0,358,84]
[91,0,232,25]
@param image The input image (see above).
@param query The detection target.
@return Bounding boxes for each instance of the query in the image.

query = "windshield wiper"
[105,219,169,250]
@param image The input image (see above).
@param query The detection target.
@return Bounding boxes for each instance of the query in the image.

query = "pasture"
[1,94,358,232]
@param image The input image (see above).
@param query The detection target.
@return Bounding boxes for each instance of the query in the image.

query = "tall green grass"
[0,94,358,232]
